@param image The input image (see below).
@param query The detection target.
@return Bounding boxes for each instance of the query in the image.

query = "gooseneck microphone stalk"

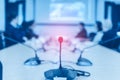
[76,36,120,66]
[1,33,43,66]
[58,36,63,69]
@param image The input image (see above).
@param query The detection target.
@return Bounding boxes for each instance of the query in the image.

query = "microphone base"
[76,57,92,66]
[44,68,77,80]
[24,57,41,66]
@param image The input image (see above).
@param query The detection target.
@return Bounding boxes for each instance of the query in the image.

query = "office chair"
[0,61,2,80]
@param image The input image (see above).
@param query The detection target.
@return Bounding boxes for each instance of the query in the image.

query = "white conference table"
[0,41,120,80]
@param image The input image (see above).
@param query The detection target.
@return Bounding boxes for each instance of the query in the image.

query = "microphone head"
[58,36,63,43]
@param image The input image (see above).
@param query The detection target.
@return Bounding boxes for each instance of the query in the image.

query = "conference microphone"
[44,36,90,80]
[0,32,43,66]
[74,36,120,66]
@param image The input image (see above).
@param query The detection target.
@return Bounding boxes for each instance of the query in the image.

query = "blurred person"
[5,14,25,47]
[93,21,103,43]
[21,20,39,40]
[101,19,119,49]
[102,19,112,32]
[75,22,88,40]
[0,31,3,50]
[0,31,5,49]
[116,30,120,52]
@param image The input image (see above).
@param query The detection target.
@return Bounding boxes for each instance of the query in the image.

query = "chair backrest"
[0,61,2,80]
[89,32,96,41]
[0,36,3,50]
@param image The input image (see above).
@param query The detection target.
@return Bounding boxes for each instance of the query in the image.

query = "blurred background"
[0,0,120,51]
[1,0,120,80]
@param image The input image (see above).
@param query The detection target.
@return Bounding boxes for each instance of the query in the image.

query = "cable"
[63,65,91,77]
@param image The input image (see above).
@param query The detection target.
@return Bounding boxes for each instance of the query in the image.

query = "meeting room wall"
[96,0,120,21]
[0,0,5,31]
[34,0,96,24]
[25,0,34,21]
[24,0,120,24]
[24,0,95,38]
[96,0,105,22]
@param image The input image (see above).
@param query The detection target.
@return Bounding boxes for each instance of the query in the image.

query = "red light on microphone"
[58,36,63,43]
